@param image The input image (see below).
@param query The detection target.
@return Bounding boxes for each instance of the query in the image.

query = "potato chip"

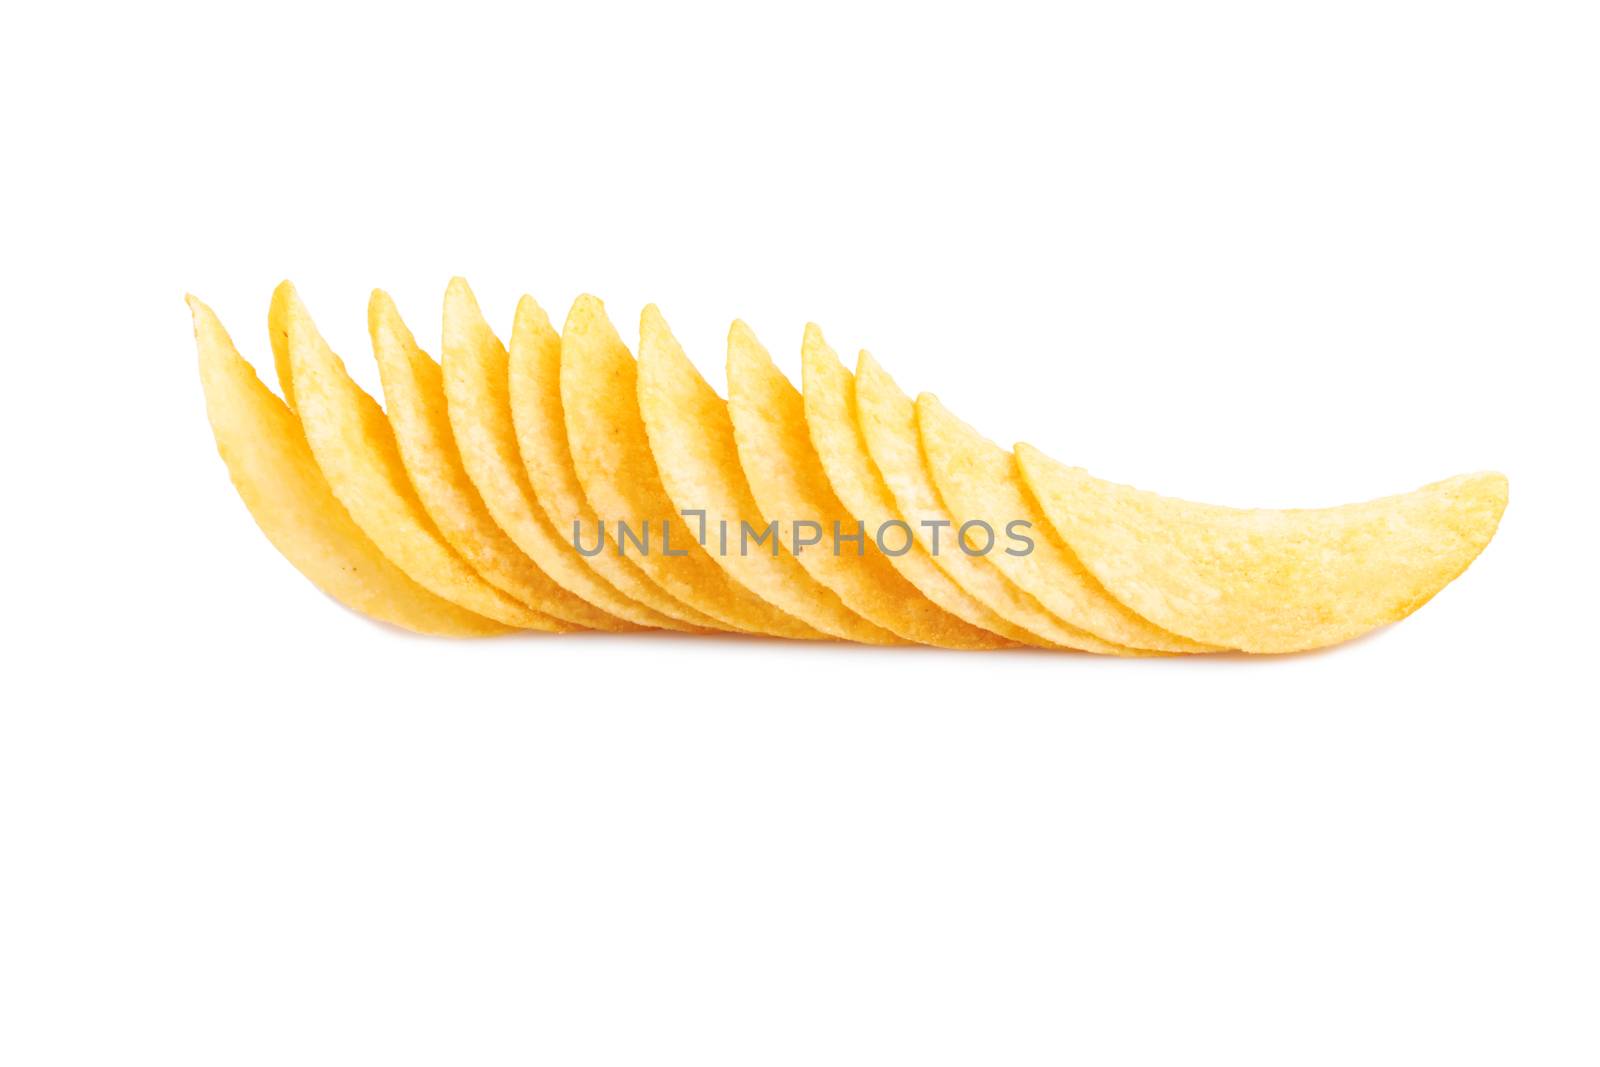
[368,291,579,631]
[559,296,822,640]
[638,307,898,644]
[191,295,505,637]
[801,329,1031,649]
[278,283,553,630]
[1016,445,1508,653]
[197,282,1504,652]
[852,353,1129,654]
[506,296,725,633]
[439,279,673,632]
[727,321,1015,650]
[917,395,1215,654]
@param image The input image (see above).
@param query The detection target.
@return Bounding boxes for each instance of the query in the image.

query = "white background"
[2,2,1596,1063]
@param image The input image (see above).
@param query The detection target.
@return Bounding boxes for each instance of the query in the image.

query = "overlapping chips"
[193,281,1507,652]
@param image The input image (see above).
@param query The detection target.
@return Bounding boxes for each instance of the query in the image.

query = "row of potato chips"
[192,280,1505,653]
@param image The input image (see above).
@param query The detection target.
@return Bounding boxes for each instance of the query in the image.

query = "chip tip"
[186,294,216,336]
[639,304,671,346]
[513,293,556,334]
[562,294,612,339]
[1429,470,1510,503]
[445,279,492,336]
[278,283,329,363]
[800,325,832,369]
[270,281,305,325]
[445,276,477,308]
[367,288,400,338]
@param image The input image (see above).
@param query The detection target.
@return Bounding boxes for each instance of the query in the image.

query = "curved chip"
[191,295,505,637]
[801,329,1030,649]
[279,284,553,630]
[439,279,675,633]
[852,353,1127,654]
[727,322,1010,650]
[638,307,898,644]
[1016,445,1508,653]
[559,296,822,640]
[197,284,1505,653]
[506,296,725,633]
[916,394,1215,654]
[368,291,577,631]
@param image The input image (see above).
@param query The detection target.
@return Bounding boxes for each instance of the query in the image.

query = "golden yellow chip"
[1016,445,1508,653]
[916,395,1215,654]
[852,353,1128,654]
[728,321,1015,650]
[506,296,724,633]
[368,291,577,632]
[439,279,669,632]
[801,329,1030,649]
[279,283,551,630]
[559,296,822,640]
[191,295,505,637]
[638,307,898,644]
[196,282,1505,652]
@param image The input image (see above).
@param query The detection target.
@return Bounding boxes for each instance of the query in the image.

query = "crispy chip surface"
[560,296,821,640]
[1016,445,1508,653]
[279,284,549,630]
[439,279,665,632]
[638,308,898,644]
[728,322,1011,650]
[852,354,1126,654]
[195,283,1506,652]
[800,329,1028,649]
[192,296,504,637]
[916,395,1215,654]
[506,296,723,633]
[368,291,575,631]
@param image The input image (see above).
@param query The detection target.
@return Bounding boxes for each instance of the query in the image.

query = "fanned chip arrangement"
[192,280,1506,653]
